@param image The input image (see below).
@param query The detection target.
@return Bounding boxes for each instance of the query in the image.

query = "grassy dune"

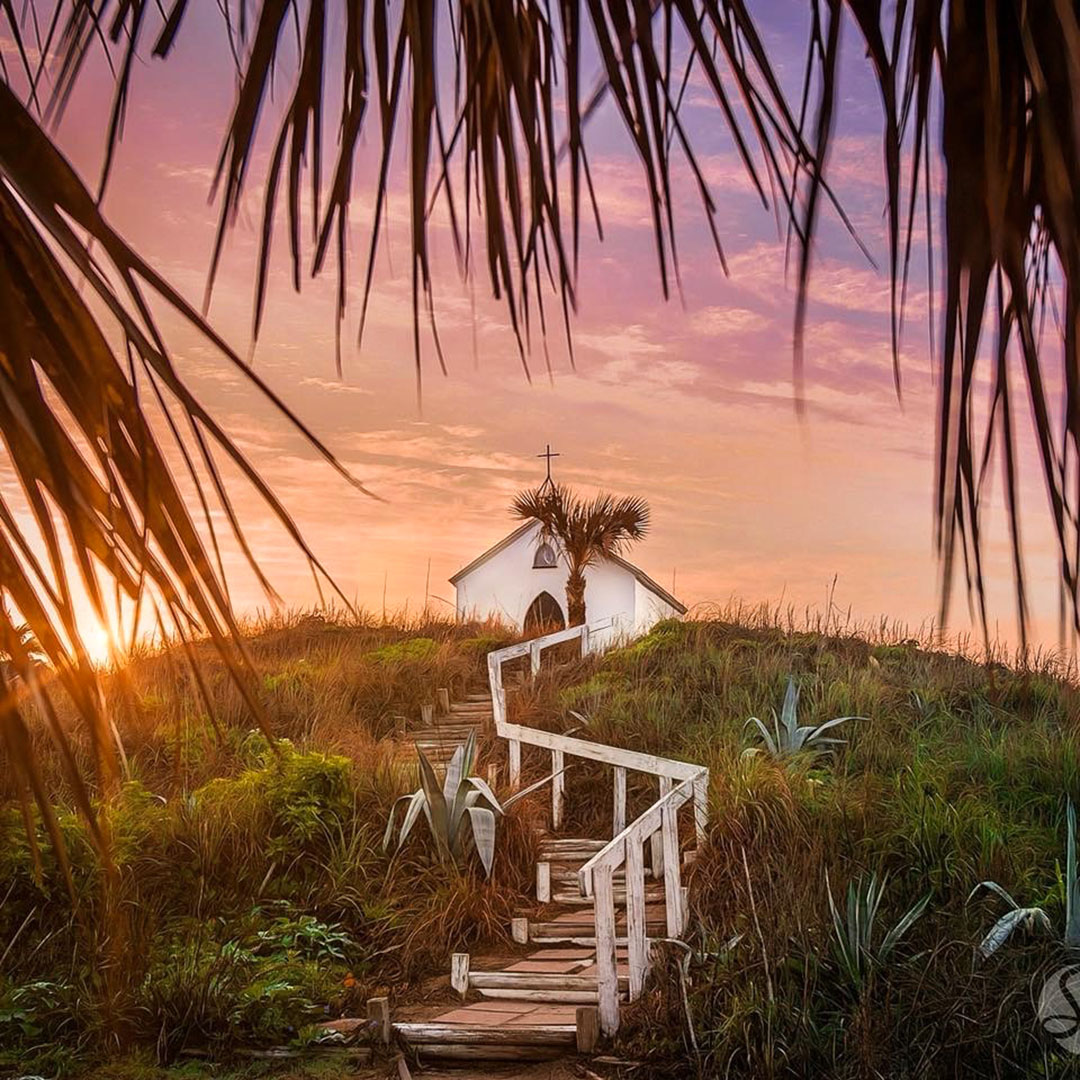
[520,611,1080,1077]
[0,612,535,1076]
[4,607,1080,1076]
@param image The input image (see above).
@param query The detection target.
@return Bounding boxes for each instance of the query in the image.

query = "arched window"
[533,541,557,569]
[523,591,566,633]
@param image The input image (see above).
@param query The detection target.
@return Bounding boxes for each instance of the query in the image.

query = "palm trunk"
[565,568,587,627]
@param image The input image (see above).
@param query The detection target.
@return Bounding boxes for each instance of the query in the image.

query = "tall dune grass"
[511,606,1080,1076]
[0,610,534,1073]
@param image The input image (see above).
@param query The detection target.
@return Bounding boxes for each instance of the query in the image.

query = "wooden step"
[551,885,664,906]
[393,1022,575,1062]
[538,840,606,861]
[526,916,667,945]
[469,971,630,1000]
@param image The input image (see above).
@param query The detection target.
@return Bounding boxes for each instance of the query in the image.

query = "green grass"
[521,614,1080,1077]
[0,611,534,1077]
[8,606,1080,1076]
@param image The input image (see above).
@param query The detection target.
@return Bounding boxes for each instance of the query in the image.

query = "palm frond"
[7,2,1080,857]
[0,75,371,869]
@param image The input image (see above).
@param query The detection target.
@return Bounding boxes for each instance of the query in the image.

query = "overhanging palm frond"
[27,0,811,391]
[0,81,373,874]
[7,2,1080,654]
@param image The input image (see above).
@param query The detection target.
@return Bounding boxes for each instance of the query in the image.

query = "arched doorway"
[523,591,566,633]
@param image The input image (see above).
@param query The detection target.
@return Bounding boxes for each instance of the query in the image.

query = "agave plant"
[968,800,1080,960]
[743,678,861,759]
[828,871,931,995]
[383,732,553,876]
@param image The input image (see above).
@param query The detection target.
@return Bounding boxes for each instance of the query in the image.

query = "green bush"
[364,636,439,665]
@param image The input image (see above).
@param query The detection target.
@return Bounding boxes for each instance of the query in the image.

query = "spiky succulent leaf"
[744,716,778,757]
[1067,800,1080,948]
[396,790,429,852]
[467,776,505,815]
[417,748,450,857]
[466,806,497,876]
[976,907,1052,959]
[968,880,1022,911]
[879,891,930,962]
[780,678,799,741]
[382,794,414,851]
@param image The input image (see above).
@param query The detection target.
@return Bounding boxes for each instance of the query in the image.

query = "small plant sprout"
[383,731,558,876]
[968,799,1080,959]
[744,677,862,759]
[827,871,931,995]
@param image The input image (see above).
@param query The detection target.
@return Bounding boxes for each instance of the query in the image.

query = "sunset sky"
[18,4,1068,650]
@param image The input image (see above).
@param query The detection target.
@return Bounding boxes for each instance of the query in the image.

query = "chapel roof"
[448,521,687,614]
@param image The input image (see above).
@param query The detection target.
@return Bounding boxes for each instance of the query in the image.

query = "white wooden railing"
[487,623,709,1037]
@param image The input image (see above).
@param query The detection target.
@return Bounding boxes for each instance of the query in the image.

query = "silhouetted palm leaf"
[6,2,1080,867]
[0,66,373,875]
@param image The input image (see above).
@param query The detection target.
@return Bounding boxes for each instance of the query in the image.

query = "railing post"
[551,748,565,830]
[488,655,502,726]
[530,641,541,677]
[613,766,627,836]
[593,863,620,1036]
[661,798,683,937]
[580,624,590,656]
[509,739,521,788]
[650,776,671,876]
[692,772,709,847]
[625,835,648,1000]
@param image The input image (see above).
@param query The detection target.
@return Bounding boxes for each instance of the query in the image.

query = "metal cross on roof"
[537,443,560,489]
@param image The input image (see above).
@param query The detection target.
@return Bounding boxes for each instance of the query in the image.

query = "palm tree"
[3,1,1080,840]
[513,484,649,625]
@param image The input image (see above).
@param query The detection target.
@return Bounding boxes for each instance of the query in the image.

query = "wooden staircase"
[395,691,493,769]
[382,625,710,1066]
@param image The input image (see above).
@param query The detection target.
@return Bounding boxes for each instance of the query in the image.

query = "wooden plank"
[451,953,469,997]
[625,835,648,1000]
[495,722,702,782]
[661,799,683,937]
[437,688,450,713]
[551,748,565,831]
[536,860,551,903]
[613,766,626,836]
[468,972,629,991]
[651,777,672,878]
[576,1006,600,1053]
[405,1044,566,1061]
[692,772,709,846]
[367,997,390,1045]
[593,864,620,1037]
[393,1023,576,1046]
[509,739,521,788]
[511,917,529,944]
[476,988,614,1004]
[540,839,606,851]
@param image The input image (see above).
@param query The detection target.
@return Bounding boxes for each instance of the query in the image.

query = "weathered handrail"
[576,773,706,1032]
[486,622,710,1037]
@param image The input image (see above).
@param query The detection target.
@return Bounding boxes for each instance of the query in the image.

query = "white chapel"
[450,519,686,649]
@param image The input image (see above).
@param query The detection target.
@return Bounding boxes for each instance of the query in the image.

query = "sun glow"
[79,616,118,668]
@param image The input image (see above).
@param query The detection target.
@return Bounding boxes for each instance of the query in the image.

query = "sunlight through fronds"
[6,0,1080,851]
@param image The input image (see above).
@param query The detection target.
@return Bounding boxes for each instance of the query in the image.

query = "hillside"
[3,610,1080,1077]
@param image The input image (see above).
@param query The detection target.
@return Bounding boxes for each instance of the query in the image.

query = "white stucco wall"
[632,576,682,635]
[453,522,679,648]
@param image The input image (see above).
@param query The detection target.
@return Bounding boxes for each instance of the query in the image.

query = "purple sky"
[6,3,1066,653]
